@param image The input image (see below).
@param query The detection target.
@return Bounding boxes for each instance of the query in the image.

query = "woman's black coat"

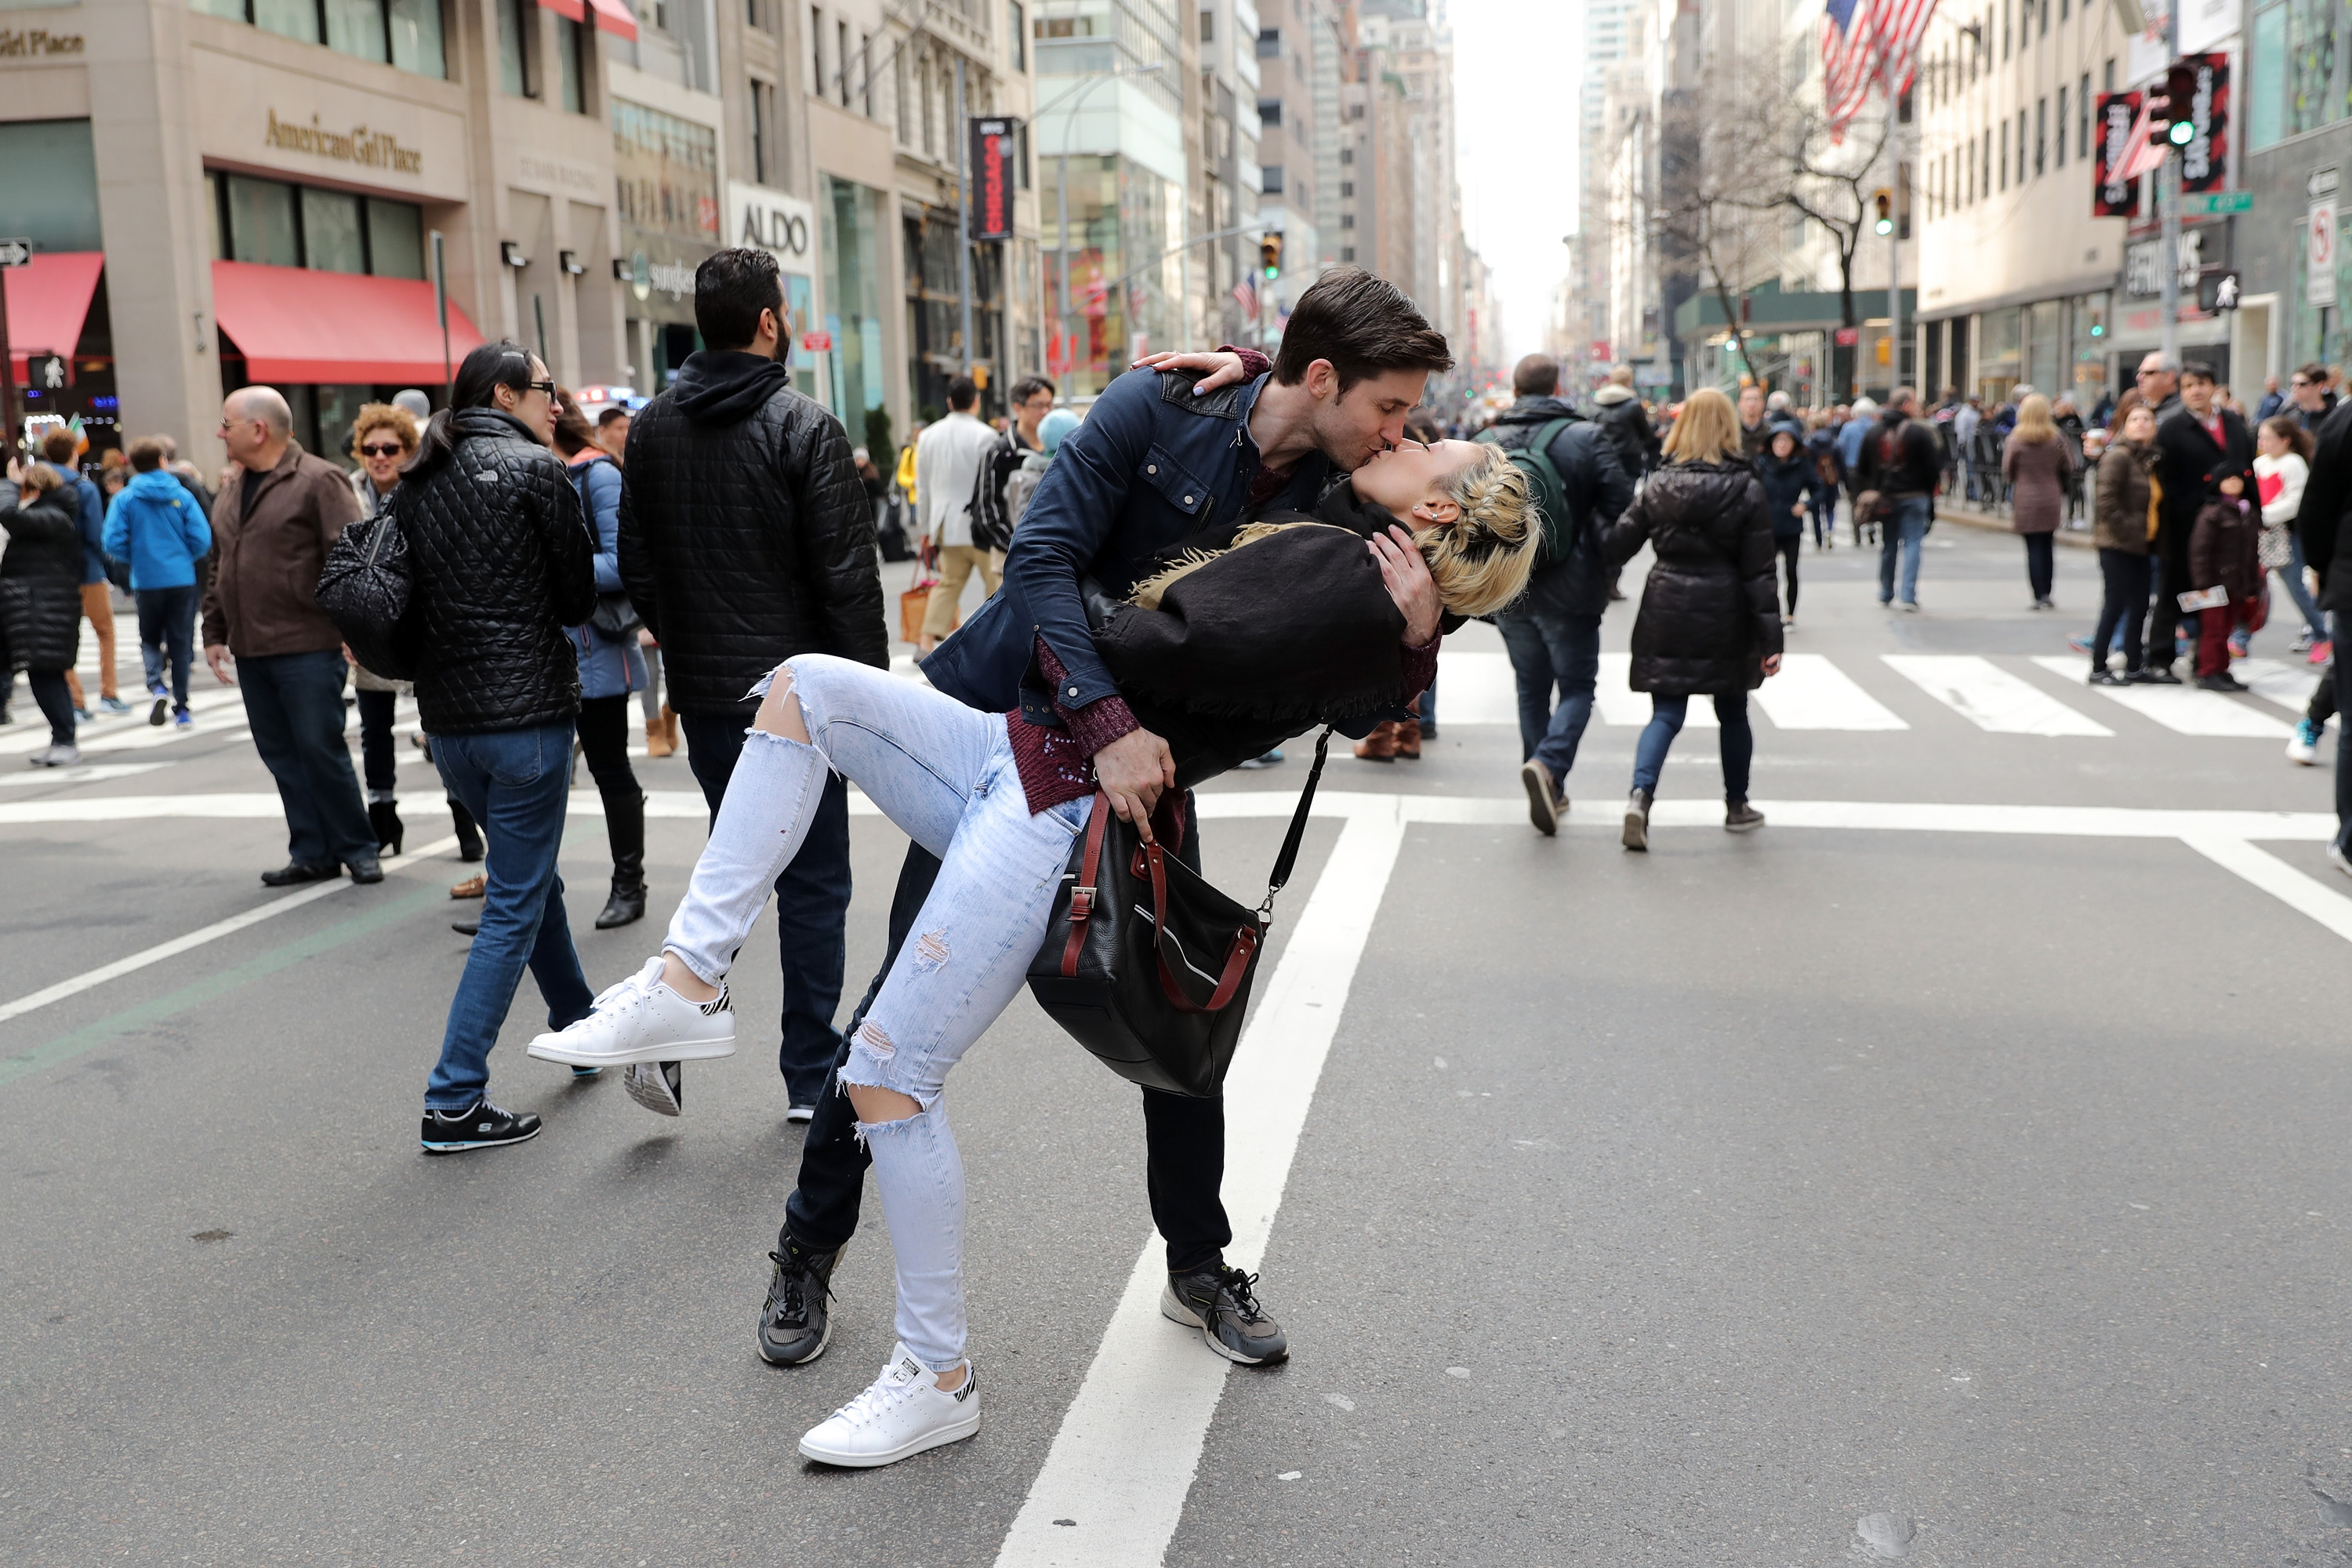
[1602,459,1784,694]
[0,495,88,673]
[1755,451,1812,540]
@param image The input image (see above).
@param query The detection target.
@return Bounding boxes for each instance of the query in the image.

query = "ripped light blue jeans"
[661,654,1091,1369]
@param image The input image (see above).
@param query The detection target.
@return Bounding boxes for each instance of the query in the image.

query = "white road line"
[2180,833,2352,942]
[1598,652,1714,726]
[1882,655,2112,735]
[0,762,175,789]
[1752,653,1909,731]
[2235,656,2325,716]
[0,834,459,1028]
[994,807,1409,1566]
[0,688,244,756]
[1429,650,1518,724]
[2031,656,2293,737]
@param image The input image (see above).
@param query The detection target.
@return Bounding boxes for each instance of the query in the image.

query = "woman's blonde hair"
[349,402,422,461]
[2013,392,2057,444]
[1661,387,1741,464]
[1422,442,1539,618]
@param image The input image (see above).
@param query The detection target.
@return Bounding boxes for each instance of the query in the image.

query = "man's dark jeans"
[134,584,198,710]
[681,711,850,1108]
[785,808,1232,1276]
[1494,605,1601,786]
[238,648,376,867]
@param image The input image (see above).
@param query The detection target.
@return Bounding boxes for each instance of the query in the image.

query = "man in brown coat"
[201,386,382,885]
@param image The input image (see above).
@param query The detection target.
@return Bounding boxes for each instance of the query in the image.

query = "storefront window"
[822,176,888,445]
[1978,304,2022,402]
[224,176,301,267]
[212,172,426,278]
[2068,291,2110,407]
[302,188,367,274]
[367,199,426,278]
[499,0,535,96]
[557,16,587,112]
[1037,153,1180,398]
[613,101,722,243]
[2027,298,2062,394]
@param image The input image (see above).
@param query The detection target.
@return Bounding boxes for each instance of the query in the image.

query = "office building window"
[1341,245,1355,261]
[2034,98,2045,175]
[837,20,851,103]
[1009,2,1025,70]
[746,0,760,29]
[613,99,724,242]
[557,16,586,111]
[862,34,876,113]
[1998,120,2008,190]
[1258,26,1279,56]
[2054,86,2066,165]
[498,0,534,96]
[2078,73,2090,156]
[751,76,778,183]
[1258,98,1282,127]
[210,171,425,276]
[1200,9,1212,40]
[811,6,825,96]
[1338,180,1353,197]
[1262,165,1283,194]
[198,0,444,74]
[2016,109,2027,183]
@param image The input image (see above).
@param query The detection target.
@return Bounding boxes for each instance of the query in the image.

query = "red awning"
[211,260,485,384]
[5,251,105,379]
[535,0,586,21]
[586,0,637,40]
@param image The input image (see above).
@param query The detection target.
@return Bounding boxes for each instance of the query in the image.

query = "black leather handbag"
[1027,729,1331,1097]
[315,503,419,681]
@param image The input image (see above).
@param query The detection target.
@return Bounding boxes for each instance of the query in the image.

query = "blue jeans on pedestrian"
[681,711,851,1109]
[662,655,1090,1369]
[238,648,376,867]
[1878,494,1931,606]
[1495,605,1601,787]
[1632,690,1754,803]
[134,584,198,710]
[426,720,593,1109]
[2281,531,2328,642]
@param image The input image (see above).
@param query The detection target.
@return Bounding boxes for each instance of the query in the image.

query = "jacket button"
[1146,464,1157,474]
[1183,495,1194,505]
[1068,685,1079,696]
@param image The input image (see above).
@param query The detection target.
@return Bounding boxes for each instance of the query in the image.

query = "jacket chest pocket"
[1140,445,1212,520]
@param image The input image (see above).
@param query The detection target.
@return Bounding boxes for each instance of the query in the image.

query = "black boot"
[451,800,484,862]
[368,798,404,856]
[595,852,647,930]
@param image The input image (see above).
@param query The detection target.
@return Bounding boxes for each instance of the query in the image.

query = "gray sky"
[1452,0,1584,365]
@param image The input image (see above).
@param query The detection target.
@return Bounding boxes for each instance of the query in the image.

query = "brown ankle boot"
[1393,718,1422,759]
[1353,720,1401,761]
[645,717,673,757]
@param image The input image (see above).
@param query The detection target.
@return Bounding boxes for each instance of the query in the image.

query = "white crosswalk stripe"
[2234,656,2323,716]
[1883,655,2113,735]
[2029,656,2293,737]
[1753,652,1909,730]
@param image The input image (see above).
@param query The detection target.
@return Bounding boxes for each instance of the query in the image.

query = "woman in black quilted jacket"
[396,340,601,1153]
[1603,386,1784,849]
[1,465,88,766]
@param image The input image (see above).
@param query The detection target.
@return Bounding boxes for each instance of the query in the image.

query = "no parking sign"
[2310,198,2338,308]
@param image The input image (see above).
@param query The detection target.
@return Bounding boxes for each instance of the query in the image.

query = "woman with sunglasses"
[398,341,601,1152]
[345,405,425,858]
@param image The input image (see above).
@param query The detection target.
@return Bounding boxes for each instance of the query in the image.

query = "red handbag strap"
[1059,789,1112,978]
[1142,840,1261,1014]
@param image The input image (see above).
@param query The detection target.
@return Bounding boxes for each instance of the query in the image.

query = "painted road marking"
[0,835,459,1029]
[0,687,243,756]
[0,762,176,788]
[1882,655,2112,735]
[2033,655,2293,737]
[1754,653,1910,731]
[1598,652,1714,727]
[995,805,1408,1566]
[2235,656,2325,716]
[1430,650,1517,724]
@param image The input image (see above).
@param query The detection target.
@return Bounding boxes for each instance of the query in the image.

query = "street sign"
[27,354,65,390]
[800,330,833,352]
[1835,326,1860,347]
[0,238,30,267]
[2311,199,2338,308]
[2180,191,2254,216]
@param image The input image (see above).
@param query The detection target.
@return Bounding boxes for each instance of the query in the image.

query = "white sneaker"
[524,956,736,1067]
[797,1343,980,1468]
[622,1060,684,1116]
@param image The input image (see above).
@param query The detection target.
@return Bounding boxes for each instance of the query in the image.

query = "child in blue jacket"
[101,437,213,725]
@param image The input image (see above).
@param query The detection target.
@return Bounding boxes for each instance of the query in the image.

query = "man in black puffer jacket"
[1483,353,1634,836]
[398,341,601,1152]
[618,247,886,1116]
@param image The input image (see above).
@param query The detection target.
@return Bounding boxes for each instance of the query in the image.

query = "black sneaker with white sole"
[1162,1261,1288,1364]
[759,1239,844,1365]
[419,1098,542,1153]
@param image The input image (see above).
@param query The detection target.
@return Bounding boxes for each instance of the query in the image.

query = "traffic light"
[2155,63,2198,147]
[1260,231,1283,280]
[1872,188,1894,236]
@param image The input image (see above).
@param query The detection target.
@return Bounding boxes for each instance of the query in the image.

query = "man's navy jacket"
[920,365,1337,724]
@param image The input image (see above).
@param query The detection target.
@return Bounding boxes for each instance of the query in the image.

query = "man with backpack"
[1480,354,1635,837]
[965,375,1056,562]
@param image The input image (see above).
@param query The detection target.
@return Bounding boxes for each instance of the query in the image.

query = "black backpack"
[316,497,419,681]
[1475,417,1578,568]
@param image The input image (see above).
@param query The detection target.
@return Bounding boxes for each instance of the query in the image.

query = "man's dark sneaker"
[759,1240,844,1365]
[261,860,339,887]
[2139,666,2183,684]
[148,693,171,726]
[1161,1262,1288,1365]
[2197,672,2247,692]
[346,852,385,884]
[452,918,479,937]
[419,1098,542,1153]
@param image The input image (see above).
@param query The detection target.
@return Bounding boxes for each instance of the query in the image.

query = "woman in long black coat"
[1603,386,1784,848]
[1,464,88,765]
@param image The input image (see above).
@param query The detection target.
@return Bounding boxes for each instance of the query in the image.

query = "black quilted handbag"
[315,505,419,681]
[1028,729,1330,1097]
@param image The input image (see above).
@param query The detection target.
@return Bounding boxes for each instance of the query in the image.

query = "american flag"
[1822,0,1941,136]
[1232,278,1259,320]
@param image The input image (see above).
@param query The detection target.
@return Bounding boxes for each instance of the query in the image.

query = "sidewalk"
[1934,499,2100,550]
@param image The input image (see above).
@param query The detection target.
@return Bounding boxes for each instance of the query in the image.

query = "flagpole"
[1886,49,1903,399]
[2158,8,2181,362]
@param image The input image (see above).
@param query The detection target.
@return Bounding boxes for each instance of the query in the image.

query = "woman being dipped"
[527,437,1537,1468]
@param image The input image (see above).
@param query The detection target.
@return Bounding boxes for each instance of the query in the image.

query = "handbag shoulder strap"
[1261,726,1334,913]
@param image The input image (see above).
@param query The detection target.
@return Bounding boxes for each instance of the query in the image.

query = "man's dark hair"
[1512,354,1559,397]
[1011,376,1054,405]
[2180,360,2218,386]
[40,427,77,463]
[947,375,978,410]
[597,405,630,428]
[695,248,785,351]
[1272,266,1453,394]
[127,437,166,473]
[2297,362,2329,384]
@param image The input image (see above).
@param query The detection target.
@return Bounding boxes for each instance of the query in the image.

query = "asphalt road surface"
[8,521,2352,1566]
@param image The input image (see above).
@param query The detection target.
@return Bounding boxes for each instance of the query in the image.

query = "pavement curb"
[1935,503,2100,550]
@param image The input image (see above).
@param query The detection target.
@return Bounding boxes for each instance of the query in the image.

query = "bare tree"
[1645,60,1798,390]
[1774,93,1893,343]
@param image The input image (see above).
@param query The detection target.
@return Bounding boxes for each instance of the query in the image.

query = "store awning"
[212,260,485,384]
[5,251,105,379]
[586,0,637,41]
[535,0,584,22]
